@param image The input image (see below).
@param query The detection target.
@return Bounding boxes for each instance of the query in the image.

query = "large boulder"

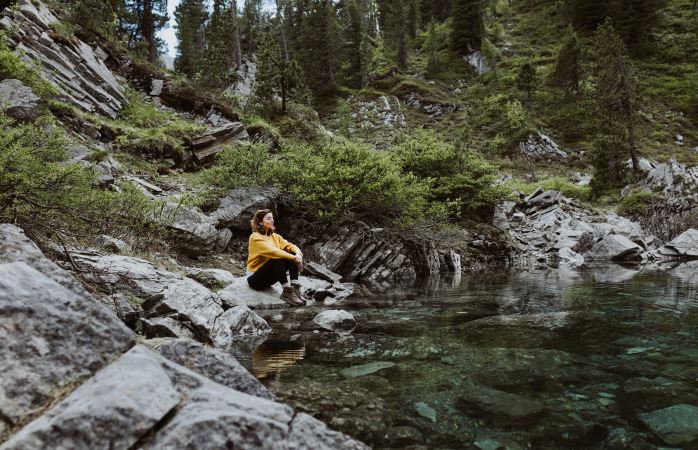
[218,276,333,309]
[0,262,135,432]
[189,121,250,164]
[586,234,643,261]
[659,228,698,259]
[210,187,278,230]
[0,0,127,117]
[144,338,273,400]
[210,305,272,346]
[1,346,179,450]
[0,79,41,120]
[163,203,219,256]
[312,310,357,334]
[639,404,698,445]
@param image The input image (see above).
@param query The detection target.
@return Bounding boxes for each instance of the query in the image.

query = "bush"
[0,32,57,98]
[389,131,506,217]
[199,143,273,193]
[272,140,428,224]
[618,189,659,216]
[0,112,168,244]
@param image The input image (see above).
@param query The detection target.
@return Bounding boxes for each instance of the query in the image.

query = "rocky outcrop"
[189,120,249,165]
[224,57,257,106]
[405,92,458,117]
[67,250,270,347]
[298,224,462,289]
[0,79,41,120]
[465,50,489,75]
[348,95,406,136]
[626,158,698,212]
[519,132,568,159]
[0,0,127,117]
[162,202,220,256]
[658,228,698,259]
[496,189,658,267]
[218,275,351,308]
[210,186,278,231]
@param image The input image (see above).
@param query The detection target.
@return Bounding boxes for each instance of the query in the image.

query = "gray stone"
[0,79,41,120]
[558,247,584,267]
[519,132,568,159]
[312,310,356,334]
[210,305,271,346]
[210,187,278,230]
[144,338,273,399]
[457,385,546,426]
[97,293,139,327]
[639,404,698,445]
[139,316,196,339]
[190,122,250,163]
[340,361,396,378]
[587,234,642,261]
[0,262,135,429]
[124,176,163,195]
[287,412,370,450]
[214,227,233,251]
[0,224,87,296]
[218,276,331,309]
[414,402,437,423]
[466,50,489,75]
[162,202,219,256]
[304,261,343,283]
[185,267,236,289]
[97,234,129,253]
[224,58,257,106]
[1,346,180,450]
[660,228,698,259]
[150,79,164,96]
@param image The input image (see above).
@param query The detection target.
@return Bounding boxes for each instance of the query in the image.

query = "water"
[249,263,698,449]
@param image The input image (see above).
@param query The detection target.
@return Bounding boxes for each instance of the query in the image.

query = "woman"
[246,209,304,306]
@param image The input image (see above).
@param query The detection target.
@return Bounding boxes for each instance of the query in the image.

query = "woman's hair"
[250,209,274,235]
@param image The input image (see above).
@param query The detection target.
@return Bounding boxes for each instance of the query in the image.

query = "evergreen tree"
[203,0,236,87]
[342,0,369,87]
[516,62,536,108]
[255,28,306,112]
[124,0,169,64]
[480,37,499,77]
[551,26,581,95]
[174,0,208,76]
[424,20,446,73]
[593,18,641,179]
[420,0,450,22]
[241,0,264,56]
[56,0,126,36]
[298,0,343,90]
[450,0,484,53]
[407,0,420,40]
[378,0,410,69]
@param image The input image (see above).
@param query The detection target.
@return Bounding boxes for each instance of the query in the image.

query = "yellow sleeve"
[275,234,301,255]
[249,234,295,260]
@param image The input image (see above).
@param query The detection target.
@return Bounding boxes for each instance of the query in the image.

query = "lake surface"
[249,262,698,449]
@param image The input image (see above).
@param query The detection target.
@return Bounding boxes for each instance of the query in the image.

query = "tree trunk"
[142,0,157,64]
[628,119,640,180]
[231,0,242,68]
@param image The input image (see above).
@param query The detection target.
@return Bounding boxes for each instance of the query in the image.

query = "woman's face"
[262,212,274,232]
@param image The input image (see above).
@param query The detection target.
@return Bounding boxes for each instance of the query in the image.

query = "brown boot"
[291,283,304,304]
[280,285,303,306]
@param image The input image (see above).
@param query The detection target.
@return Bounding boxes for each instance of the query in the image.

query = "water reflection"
[250,263,698,449]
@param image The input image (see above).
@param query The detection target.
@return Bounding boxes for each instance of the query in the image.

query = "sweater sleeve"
[249,234,295,260]
[276,234,301,255]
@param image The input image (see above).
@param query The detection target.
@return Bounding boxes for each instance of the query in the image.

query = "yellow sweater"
[246,232,301,273]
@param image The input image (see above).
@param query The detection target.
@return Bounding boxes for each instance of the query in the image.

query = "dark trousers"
[247,258,299,290]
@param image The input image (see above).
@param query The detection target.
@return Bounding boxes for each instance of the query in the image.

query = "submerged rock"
[639,404,698,445]
[313,310,357,334]
[456,385,546,426]
[340,361,396,378]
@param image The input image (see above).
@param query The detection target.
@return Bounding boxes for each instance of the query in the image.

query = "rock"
[218,276,331,309]
[558,247,584,267]
[287,412,371,450]
[639,404,698,445]
[0,79,41,120]
[144,338,273,400]
[185,267,236,289]
[526,189,562,208]
[414,402,437,423]
[214,227,232,251]
[457,385,546,426]
[312,310,356,334]
[189,121,249,164]
[210,187,278,230]
[0,262,135,429]
[304,261,343,283]
[340,361,396,378]
[224,57,257,106]
[93,156,121,187]
[587,234,642,261]
[124,176,163,195]
[139,316,196,339]
[150,79,164,96]
[97,234,129,253]
[0,0,127,117]
[0,224,87,296]
[659,228,698,259]
[519,132,568,159]
[465,50,489,75]
[211,305,271,346]
[1,346,180,450]
[97,293,140,328]
[162,203,219,256]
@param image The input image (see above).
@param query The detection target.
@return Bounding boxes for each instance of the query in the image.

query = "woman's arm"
[250,234,295,260]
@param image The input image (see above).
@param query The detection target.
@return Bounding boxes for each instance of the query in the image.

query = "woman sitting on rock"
[246,209,304,306]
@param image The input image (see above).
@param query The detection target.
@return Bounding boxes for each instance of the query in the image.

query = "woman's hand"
[293,254,304,270]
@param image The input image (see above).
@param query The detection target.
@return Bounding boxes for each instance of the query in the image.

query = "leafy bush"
[0,112,168,244]
[200,143,272,192]
[618,189,659,216]
[272,140,427,224]
[389,131,506,217]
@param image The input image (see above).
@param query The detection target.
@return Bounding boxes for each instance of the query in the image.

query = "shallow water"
[250,262,698,449]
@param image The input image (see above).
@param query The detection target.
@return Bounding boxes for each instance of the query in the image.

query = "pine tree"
[124,0,169,64]
[551,26,581,95]
[255,28,306,112]
[203,0,236,87]
[407,0,420,40]
[593,18,641,179]
[174,0,208,76]
[298,0,342,90]
[342,0,369,87]
[516,62,536,108]
[420,0,450,22]
[241,0,264,56]
[450,0,484,53]
[424,20,446,73]
[378,0,410,69]
[480,37,499,77]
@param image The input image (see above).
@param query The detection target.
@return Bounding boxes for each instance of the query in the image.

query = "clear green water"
[251,264,698,449]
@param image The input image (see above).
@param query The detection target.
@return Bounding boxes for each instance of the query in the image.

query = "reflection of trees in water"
[252,341,306,382]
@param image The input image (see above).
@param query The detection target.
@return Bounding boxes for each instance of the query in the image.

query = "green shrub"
[0,112,168,244]
[200,143,272,193]
[389,130,506,217]
[272,140,428,224]
[618,189,659,216]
